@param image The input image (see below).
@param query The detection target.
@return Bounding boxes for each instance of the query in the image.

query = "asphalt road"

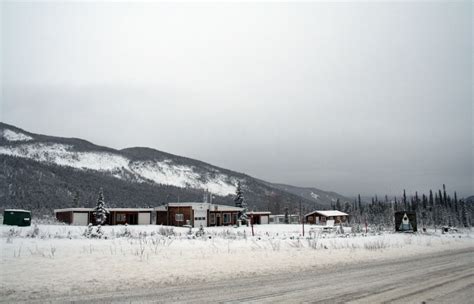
[35,248,474,303]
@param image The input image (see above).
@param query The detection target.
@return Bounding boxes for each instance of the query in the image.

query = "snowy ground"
[1,224,473,302]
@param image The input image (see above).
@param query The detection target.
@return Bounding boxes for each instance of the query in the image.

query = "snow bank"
[1,224,472,302]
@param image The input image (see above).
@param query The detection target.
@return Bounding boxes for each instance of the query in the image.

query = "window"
[232,213,238,223]
[223,213,231,224]
[210,214,216,225]
[175,214,184,222]
[308,216,313,222]
[116,214,126,222]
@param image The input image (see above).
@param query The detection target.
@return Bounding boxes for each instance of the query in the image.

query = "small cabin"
[54,208,153,225]
[395,211,417,232]
[305,210,348,225]
[3,209,31,226]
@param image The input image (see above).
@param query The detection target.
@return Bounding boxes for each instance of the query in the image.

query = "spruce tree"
[460,199,469,227]
[234,181,248,223]
[93,188,109,225]
[234,181,244,208]
[72,191,80,207]
[403,189,407,211]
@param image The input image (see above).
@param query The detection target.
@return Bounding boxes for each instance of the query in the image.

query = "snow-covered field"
[1,224,473,302]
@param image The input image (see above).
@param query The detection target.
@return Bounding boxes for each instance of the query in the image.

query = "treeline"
[331,185,473,228]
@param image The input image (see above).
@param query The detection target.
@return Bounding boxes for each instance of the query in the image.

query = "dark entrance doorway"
[126,213,138,225]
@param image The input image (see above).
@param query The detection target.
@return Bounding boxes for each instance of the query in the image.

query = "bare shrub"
[363,239,388,251]
[158,226,175,237]
[268,239,281,251]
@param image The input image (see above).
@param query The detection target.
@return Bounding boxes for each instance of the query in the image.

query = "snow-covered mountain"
[0,142,236,196]
[0,122,349,213]
[0,124,241,196]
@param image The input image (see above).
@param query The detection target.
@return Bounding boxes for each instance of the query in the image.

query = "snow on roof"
[54,208,92,213]
[54,208,153,213]
[305,210,348,217]
[210,204,243,212]
[108,208,153,212]
[4,209,31,213]
[154,202,211,211]
[154,205,167,211]
[247,211,271,215]
[154,202,243,212]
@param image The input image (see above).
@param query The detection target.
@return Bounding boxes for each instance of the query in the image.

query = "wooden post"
[300,202,305,237]
[251,214,254,237]
[302,217,305,237]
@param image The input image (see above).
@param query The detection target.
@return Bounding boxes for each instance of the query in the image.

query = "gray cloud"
[1,1,472,197]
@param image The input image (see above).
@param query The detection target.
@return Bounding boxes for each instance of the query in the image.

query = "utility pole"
[301,202,305,237]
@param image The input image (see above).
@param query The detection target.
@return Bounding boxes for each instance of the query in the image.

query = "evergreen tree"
[284,207,289,224]
[234,181,244,208]
[460,199,469,227]
[403,189,407,211]
[358,194,363,215]
[443,184,448,206]
[234,181,248,223]
[72,191,80,207]
[93,188,109,225]
[344,201,351,213]
[345,186,470,229]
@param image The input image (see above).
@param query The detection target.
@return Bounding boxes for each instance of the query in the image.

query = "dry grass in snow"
[1,224,473,302]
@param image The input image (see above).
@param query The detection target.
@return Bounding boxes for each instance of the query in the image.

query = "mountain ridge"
[0,122,352,215]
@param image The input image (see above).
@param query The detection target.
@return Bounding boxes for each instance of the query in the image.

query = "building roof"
[4,209,31,213]
[209,204,243,212]
[247,211,271,215]
[305,210,349,217]
[154,202,243,212]
[54,208,153,213]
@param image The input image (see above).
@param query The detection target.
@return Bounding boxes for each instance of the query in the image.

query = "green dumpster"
[3,209,31,226]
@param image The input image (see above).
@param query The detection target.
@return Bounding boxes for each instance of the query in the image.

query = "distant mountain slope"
[0,122,344,215]
[262,182,352,209]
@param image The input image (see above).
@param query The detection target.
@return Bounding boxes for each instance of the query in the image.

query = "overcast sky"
[1,1,472,197]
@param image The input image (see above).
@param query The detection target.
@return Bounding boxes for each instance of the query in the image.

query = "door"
[73,212,89,225]
[126,213,138,225]
[260,215,269,224]
[193,208,207,228]
[138,213,151,225]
